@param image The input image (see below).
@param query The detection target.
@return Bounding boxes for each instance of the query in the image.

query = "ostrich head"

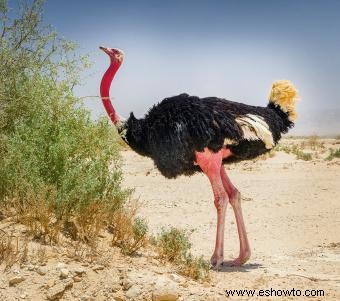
[99,46,124,63]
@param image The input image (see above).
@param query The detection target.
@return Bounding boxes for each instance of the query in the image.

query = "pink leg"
[220,167,251,266]
[195,148,228,269]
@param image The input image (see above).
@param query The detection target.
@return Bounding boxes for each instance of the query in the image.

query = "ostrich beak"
[99,46,124,62]
[99,46,111,56]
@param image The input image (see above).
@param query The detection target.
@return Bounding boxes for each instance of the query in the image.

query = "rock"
[126,285,141,299]
[152,291,178,301]
[20,293,27,299]
[46,279,73,300]
[169,274,184,283]
[27,264,35,271]
[111,283,121,293]
[56,262,66,270]
[114,293,127,301]
[9,275,25,286]
[36,266,48,275]
[60,268,69,279]
[121,278,133,291]
[73,275,82,282]
[92,265,104,272]
[45,279,56,289]
[152,277,178,301]
[72,266,86,275]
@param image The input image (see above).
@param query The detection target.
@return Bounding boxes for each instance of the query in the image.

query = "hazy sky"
[19,1,340,134]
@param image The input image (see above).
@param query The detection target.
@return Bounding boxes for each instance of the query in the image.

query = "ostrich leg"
[195,148,229,268]
[220,167,251,265]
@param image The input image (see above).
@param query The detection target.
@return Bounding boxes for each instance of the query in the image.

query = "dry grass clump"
[110,202,148,255]
[153,227,210,281]
[179,254,210,281]
[0,230,28,269]
[300,135,325,150]
[64,240,101,264]
[5,189,62,245]
[3,198,148,256]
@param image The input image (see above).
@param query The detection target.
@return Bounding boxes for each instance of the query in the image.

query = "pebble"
[46,279,73,300]
[152,277,179,301]
[121,278,133,291]
[92,265,104,272]
[56,262,66,270]
[152,291,178,301]
[60,268,69,279]
[36,266,48,275]
[114,293,127,301]
[9,276,25,286]
[73,275,82,282]
[126,285,141,299]
[169,274,184,283]
[72,266,86,275]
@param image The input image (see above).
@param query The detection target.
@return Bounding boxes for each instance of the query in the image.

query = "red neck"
[100,59,122,124]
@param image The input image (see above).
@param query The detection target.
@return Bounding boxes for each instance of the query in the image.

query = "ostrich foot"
[227,251,251,266]
[210,253,224,269]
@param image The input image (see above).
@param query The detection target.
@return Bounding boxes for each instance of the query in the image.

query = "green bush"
[0,1,129,221]
[156,227,191,263]
[326,148,340,161]
[154,227,210,281]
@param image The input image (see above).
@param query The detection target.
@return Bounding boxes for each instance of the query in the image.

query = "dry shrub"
[2,192,148,257]
[302,135,324,150]
[110,202,148,255]
[35,244,48,265]
[71,202,108,243]
[0,230,28,269]
[6,189,62,244]
[179,254,210,281]
[64,240,100,263]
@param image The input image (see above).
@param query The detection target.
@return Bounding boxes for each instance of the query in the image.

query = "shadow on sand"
[213,262,264,273]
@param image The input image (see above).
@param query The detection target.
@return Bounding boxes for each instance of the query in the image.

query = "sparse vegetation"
[156,227,191,262]
[179,254,210,280]
[154,227,210,280]
[275,143,313,161]
[293,148,313,161]
[110,204,149,255]
[0,229,28,269]
[326,148,340,161]
[300,135,324,150]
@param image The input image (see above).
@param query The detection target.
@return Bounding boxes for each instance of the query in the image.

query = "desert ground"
[121,138,340,300]
[1,138,339,300]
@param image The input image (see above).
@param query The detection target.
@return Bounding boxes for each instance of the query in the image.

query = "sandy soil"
[122,142,340,300]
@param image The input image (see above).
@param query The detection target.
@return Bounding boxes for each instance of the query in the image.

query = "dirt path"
[122,149,340,300]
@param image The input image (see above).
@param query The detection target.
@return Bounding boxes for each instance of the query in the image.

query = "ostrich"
[99,46,299,268]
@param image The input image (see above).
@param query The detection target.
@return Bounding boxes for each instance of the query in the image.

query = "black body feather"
[122,94,294,178]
